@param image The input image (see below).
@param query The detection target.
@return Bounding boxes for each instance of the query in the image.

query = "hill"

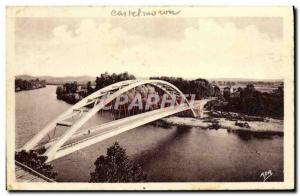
[15,75,96,85]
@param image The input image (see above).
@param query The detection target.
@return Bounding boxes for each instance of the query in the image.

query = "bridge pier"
[192,99,213,119]
[193,107,203,118]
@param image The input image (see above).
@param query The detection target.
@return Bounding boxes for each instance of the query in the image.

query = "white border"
[1,0,299,195]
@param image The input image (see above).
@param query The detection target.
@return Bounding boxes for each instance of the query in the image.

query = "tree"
[15,79,24,91]
[90,142,147,182]
[70,81,78,93]
[86,81,94,94]
[56,86,63,99]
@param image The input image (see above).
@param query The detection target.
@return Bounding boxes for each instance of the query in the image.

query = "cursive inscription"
[111,8,181,17]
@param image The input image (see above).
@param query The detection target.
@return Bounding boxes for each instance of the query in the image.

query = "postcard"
[6,6,294,190]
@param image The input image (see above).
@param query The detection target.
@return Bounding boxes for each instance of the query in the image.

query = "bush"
[15,148,57,180]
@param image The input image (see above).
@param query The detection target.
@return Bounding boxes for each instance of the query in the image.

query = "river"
[15,85,283,182]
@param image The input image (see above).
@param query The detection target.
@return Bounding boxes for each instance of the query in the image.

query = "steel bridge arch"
[20,80,197,161]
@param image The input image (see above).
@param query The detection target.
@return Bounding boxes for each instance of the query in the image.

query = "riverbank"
[15,85,46,92]
[161,115,283,134]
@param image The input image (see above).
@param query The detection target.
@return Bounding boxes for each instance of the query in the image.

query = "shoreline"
[161,115,283,134]
[15,86,46,93]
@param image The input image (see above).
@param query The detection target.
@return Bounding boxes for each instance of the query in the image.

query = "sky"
[14,17,283,79]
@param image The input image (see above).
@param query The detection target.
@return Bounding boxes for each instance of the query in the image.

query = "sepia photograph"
[6,6,294,190]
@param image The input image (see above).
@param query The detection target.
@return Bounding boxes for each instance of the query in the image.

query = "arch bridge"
[20,80,213,162]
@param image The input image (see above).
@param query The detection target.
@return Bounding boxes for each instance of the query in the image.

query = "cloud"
[15,18,283,79]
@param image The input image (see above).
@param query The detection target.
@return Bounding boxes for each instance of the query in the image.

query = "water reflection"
[133,125,192,168]
[176,125,192,132]
[227,129,283,141]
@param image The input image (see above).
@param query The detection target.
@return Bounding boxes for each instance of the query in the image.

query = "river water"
[15,85,283,182]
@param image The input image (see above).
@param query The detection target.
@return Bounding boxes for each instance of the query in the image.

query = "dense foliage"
[214,84,284,119]
[15,148,57,180]
[90,142,147,182]
[150,76,221,99]
[56,74,222,105]
[56,81,85,104]
[15,78,46,92]
[56,72,136,104]
[95,72,136,90]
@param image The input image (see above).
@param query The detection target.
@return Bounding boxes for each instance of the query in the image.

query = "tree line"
[15,78,46,92]
[56,72,136,104]
[149,76,221,99]
[56,74,219,105]
[212,83,284,119]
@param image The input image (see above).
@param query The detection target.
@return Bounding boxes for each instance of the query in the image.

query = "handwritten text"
[111,8,181,17]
